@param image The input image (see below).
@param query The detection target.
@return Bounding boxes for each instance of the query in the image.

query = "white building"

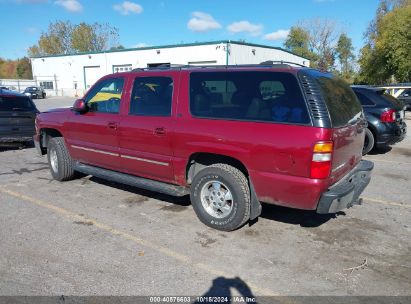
[30,40,309,97]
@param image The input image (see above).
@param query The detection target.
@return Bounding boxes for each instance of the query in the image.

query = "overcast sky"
[0,0,379,59]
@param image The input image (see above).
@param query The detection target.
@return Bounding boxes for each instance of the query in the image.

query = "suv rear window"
[316,75,362,127]
[190,71,310,124]
[354,91,375,106]
[0,96,35,111]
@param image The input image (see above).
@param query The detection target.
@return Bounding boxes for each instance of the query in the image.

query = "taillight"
[380,109,396,123]
[310,141,333,179]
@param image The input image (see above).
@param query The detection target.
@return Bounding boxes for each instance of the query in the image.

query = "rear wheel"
[47,137,76,181]
[190,163,250,231]
[363,128,375,155]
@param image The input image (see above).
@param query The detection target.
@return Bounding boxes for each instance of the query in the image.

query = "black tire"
[47,137,76,181]
[42,93,46,99]
[363,128,375,155]
[190,163,250,231]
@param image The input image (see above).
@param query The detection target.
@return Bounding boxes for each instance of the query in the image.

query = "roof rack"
[260,60,307,68]
[131,62,308,72]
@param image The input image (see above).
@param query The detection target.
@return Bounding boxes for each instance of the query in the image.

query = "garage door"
[84,66,101,89]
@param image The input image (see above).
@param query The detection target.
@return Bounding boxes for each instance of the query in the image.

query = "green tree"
[336,33,355,81]
[16,57,33,79]
[357,0,411,83]
[28,20,120,56]
[28,20,73,57]
[284,26,317,62]
[71,23,119,53]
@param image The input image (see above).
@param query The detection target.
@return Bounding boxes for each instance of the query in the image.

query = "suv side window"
[85,78,124,113]
[129,77,173,116]
[190,71,310,124]
[354,91,375,106]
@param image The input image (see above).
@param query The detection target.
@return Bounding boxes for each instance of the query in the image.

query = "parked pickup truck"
[34,64,374,231]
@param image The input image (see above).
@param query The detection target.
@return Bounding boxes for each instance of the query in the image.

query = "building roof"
[30,40,309,61]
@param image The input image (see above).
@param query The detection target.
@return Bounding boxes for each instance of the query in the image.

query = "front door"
[118,74,177,183]
[65,77,125,171]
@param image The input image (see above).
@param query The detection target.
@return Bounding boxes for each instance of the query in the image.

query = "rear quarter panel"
[172,72,332,210]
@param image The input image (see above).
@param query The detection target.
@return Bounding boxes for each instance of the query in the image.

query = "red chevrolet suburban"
[34,64,373,231]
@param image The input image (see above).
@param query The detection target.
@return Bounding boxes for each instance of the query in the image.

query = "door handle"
[107,122,118,130]
[154,127,166,135]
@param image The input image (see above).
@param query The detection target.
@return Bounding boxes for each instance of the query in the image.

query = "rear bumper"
[0,135,33,143]
[316,160,374,214]
[376,121,407,147]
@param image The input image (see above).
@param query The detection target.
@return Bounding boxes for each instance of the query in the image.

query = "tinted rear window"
[316,76,362,127]
[0,96,35,111]
[190,71,310,124]
[378,91,404,109]
[354,91,375,106]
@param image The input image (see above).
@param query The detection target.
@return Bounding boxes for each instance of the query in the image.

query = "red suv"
[34,64,373,231]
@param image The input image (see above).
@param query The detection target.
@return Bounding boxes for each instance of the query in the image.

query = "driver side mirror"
[72,99,88,114]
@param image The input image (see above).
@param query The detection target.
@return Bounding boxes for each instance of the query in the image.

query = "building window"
[113,64,132,73]
[40,81,54,90]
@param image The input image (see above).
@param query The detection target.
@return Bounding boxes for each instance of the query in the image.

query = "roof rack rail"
[260,60,307,67]
[132,64,194,72]
[131,62,308,72]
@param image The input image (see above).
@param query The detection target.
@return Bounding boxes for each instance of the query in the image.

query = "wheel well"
[40,128,63,150]
[366,124,377,144]
[186,153,248,184]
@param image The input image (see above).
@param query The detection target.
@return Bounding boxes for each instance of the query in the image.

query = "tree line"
[0,57,32,79]
[2,1,410,85]
[283,0,410,84]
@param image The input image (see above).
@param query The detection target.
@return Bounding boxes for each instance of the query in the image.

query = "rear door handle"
[154,127,166,135]
[107,122,118,130]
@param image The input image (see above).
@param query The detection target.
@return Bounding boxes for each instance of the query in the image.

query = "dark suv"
[34,65,373,231]
[352,86,407,154]
[0,89,39,145]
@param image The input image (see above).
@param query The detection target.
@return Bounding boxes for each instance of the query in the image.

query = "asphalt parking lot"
[0,96,410,297]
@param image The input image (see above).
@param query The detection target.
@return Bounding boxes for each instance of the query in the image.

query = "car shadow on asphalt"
[367,146,392,155]
[88,176,191,206]
[88,176,343,228]
[259,203,346,228]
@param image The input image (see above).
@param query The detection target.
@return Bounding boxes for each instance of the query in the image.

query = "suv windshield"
[0,96,35,111]
[316,74,362,127]
[25,87,37,92]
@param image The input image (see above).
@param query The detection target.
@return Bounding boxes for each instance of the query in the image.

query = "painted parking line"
[0,186,279,297]
[363,196,410,209]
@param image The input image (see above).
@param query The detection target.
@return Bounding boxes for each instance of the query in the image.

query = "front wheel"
[47,137,76,181]
[363,128,375,155]
[190,163,250,231]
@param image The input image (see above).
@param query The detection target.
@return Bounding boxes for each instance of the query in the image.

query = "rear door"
[0,95,37,139]
[117,73,177,183]
[315,75,365,182]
